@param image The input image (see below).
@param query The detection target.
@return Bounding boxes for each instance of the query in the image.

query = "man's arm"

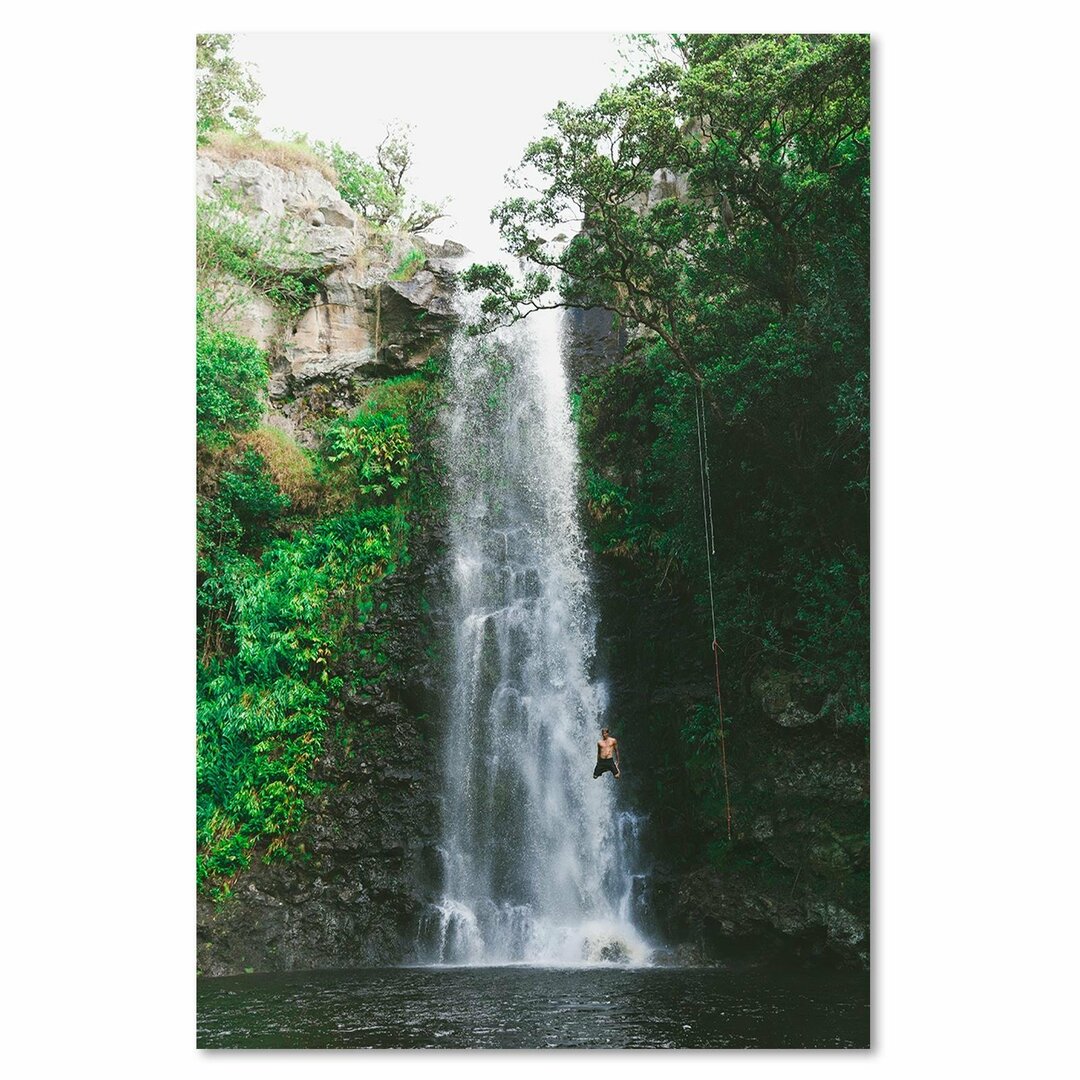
[613,738,620,765]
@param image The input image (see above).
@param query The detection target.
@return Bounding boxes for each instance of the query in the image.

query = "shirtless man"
[593,728,621,780]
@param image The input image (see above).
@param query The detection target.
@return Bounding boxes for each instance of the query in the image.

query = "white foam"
[421,287,652,966]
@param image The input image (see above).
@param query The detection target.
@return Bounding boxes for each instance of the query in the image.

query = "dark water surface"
[197,965,869,1049]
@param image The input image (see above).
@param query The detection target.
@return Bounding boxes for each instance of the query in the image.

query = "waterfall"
[423,294,650,966]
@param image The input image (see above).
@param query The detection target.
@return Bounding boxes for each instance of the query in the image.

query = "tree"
[464,33,869,386]
[196,34,264,139]
[308,124,448,233]
[465,33,871,736]
[312,138,399,223]
[374,122,449,233]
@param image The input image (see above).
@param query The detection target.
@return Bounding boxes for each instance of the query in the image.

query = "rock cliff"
[197,153,868,974]
[197,151,459,435]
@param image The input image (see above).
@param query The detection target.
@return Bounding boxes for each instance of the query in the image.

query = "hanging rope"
[694,386,733,841]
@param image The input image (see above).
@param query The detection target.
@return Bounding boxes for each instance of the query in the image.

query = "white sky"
[233,32,627,252]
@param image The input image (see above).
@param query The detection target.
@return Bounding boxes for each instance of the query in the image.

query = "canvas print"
[196,31,870,1049]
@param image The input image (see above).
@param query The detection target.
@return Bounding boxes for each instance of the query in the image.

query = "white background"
[4,1,1077,1076]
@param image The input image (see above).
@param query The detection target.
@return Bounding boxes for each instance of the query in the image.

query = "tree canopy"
[196,34,264,139]
[465,32,869,384]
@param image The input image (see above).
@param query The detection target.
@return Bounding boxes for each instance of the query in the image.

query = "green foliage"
[196,346,443,897]
[195,34,263,141]
[196,192,324,325]
[790,550,870,727]
[197,507,404,893]
[465,33,869,366]
[198,449,291,556]
[388,248,426,282]
[323,408,411,501]
[196,300,268,449]
[310,137,400,223]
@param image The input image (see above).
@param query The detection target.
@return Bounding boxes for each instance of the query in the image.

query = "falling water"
[423,290,650,965]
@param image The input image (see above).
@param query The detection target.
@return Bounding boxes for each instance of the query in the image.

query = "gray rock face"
[302,225,358,268]
[385,269,455,316]
[419,236,468,259]
[320,204,356,229]
[197,155,358,239]
[211,279,277,351]
[648,167,690,206]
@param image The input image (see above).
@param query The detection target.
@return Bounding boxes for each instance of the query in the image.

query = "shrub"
[196,192,324,325]
[322,406,411,504]
[196,306,268,449]
[239,425,321,514]
[198,449,291,557]
[388,248,426,282]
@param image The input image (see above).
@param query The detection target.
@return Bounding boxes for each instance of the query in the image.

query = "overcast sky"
[233,32,626,252]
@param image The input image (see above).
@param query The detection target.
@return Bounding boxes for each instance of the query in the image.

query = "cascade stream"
[422,295,649,965]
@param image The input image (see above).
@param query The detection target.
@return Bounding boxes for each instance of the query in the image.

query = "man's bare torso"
[598,735,618,760]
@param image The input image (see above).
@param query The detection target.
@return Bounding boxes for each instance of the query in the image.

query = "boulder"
[418,236,468,259]
[385,268,455,315]
[301,225,358,268]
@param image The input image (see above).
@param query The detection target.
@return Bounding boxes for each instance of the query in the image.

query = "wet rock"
[587,533,869,971]
[564,305,626,385]
[599,941,630,963]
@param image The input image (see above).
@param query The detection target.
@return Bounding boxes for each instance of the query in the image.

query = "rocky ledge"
[197,152,462,427]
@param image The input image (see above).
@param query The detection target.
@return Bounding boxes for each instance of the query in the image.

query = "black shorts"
[593,757,620,779]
